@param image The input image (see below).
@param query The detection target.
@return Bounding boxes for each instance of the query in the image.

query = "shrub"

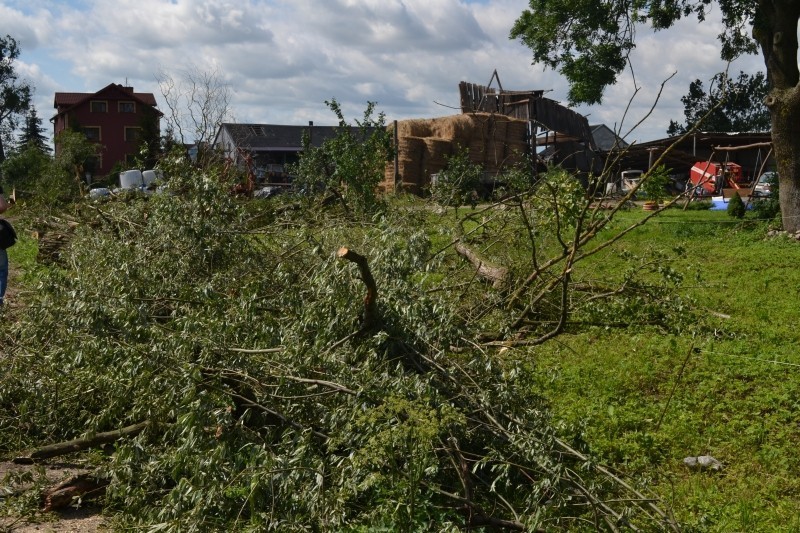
[727,191,746,218]
[289,100,392,217]
[751,172,781,225]
[429,147,483,208]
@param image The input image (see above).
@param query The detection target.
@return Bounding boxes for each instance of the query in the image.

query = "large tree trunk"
[757,1,800,232]
[769,90,800,233]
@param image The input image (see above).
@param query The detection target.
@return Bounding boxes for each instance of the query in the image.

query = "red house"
[53,83,162,180]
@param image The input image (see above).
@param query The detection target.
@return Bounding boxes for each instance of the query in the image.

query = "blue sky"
[2,0,763,143]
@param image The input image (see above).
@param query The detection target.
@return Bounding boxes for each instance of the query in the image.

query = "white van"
[620,170,644,194]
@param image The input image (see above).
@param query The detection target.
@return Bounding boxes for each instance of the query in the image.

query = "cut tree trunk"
[41,473,109,511]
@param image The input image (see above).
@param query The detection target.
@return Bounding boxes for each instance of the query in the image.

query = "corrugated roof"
[218,123,352,150]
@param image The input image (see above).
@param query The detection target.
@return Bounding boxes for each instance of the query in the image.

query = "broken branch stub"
[337,247,379,329]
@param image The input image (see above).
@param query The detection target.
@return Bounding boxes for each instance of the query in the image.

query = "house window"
[119,101,136,113]
[125,127,140,142]
[90,101,107,113]
[83,127,101,141]
[85,156,101,173]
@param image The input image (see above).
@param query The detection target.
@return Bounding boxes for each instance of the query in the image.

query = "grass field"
[530,207,800,531]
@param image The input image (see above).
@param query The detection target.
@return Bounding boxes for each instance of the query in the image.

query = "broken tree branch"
[14,421,150,464]
[455,242,509,289]
[337,247,379,329]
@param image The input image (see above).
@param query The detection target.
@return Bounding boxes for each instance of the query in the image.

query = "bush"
[727,191,746,218]
[429,147,483,208]
[751,173,781,224]
[289,100,392,217]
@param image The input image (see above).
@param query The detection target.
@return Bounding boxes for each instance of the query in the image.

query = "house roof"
[53,83,160,116]
[216,123,347,151]
[590,124,628,151]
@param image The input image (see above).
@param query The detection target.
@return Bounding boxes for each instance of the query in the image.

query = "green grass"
[530,207,800,531]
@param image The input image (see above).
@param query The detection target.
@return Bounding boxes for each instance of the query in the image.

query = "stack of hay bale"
[384,113,529,194]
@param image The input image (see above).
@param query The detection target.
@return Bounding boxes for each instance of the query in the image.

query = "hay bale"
[488,118,508,143]
[484,140,505,165]
[398,136,426,158]
[505,142,529,165]
[468,140,486,163]
[397,119,433,138]
[430,114,481,141]
[398,159,422,187]
[423,137,453,159]
[506,120,528,143]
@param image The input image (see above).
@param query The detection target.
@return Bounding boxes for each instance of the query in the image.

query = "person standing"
[0,186,10,306]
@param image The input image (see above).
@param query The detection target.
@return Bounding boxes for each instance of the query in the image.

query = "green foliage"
[639,165,671,203]
[0,139,86,207]
[751,172,780,224]
[727,191,746,218]
[290,100,392,217]
[0,143,50,191]
[510,1,758,106]
[0,34,33,161]
[429,147,483,207]
[137,108,161,169]
[17,105,50,154]
[684,199,713,210]
[667,71,770,136]
[53,129,101,199]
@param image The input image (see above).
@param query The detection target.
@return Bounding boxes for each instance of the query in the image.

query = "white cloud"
[0,0,768,144]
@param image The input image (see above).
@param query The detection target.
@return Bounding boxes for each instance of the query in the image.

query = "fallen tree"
[0,122,692,530]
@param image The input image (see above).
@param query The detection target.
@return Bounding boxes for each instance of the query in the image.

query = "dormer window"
[90,101,107,113]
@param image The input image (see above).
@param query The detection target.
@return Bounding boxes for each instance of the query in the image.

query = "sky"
[1,0,764,145]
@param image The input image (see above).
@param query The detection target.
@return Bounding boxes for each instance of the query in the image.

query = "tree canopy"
[667,71,771,135]
[509,1,757,106]
[0,35,32,162]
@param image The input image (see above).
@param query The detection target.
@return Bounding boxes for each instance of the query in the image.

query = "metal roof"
[217,123,356,151]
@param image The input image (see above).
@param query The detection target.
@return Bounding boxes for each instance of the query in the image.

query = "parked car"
[753,171,776,197]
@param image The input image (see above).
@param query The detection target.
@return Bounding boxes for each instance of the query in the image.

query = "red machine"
[689,161,743,195]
